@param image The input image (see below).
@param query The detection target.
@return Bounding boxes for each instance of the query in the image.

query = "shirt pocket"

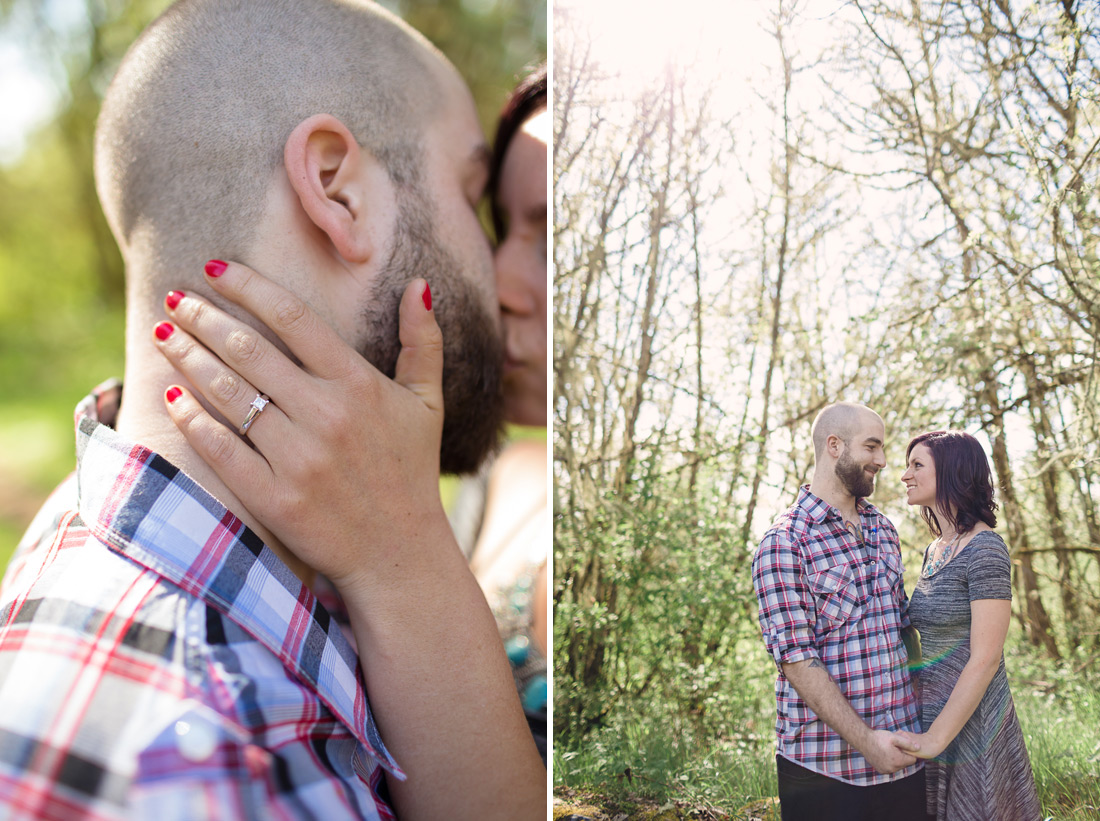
[880,549,904,586]
[808,564,862,631]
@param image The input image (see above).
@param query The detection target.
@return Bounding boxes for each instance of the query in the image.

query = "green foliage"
[555,464,762,747]
[557,733,773,810]
[1011,646,1100,818]
[391,0,547,132]
[0,521,25,577]
[554,678,778,811]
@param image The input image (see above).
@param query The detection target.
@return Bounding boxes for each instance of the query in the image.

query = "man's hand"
[862,729,919,774]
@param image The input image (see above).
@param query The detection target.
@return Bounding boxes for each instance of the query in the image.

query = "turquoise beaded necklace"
[924,528,965,576]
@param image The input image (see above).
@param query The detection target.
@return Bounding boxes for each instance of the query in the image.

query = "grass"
[1012,648,1100,820]
[0,304,126,574]
[0,520,27,576]
[555,724,778,820]
[554,630,1100,819]
[554,670,779,817]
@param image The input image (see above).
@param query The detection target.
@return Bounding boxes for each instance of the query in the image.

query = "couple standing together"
[753,403,1042,820]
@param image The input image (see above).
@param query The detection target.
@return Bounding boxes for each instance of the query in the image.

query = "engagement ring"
[238,393,270,436]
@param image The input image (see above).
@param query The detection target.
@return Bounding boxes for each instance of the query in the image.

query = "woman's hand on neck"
[115,353,317,589]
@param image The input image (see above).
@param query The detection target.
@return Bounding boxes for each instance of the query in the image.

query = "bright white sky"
[0,0,87,164]
[557,0,848,93]
[563,0,771,90]
[0,42,59,163]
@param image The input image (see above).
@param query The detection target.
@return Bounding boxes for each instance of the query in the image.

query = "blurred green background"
[0,0,546,568]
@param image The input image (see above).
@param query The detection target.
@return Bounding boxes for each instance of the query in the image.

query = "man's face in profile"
[357,67,504,475]
[833,416,886,499]
[836,444,877,498]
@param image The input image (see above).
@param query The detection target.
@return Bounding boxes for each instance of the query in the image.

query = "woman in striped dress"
[896,430,1040,820]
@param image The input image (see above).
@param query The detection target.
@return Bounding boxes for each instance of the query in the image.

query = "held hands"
[153,260,449,593]
[862,729,922,774]
[864,727,942,774]
[892,729,944,760]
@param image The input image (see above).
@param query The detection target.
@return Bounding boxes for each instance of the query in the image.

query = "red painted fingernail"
[422,282,432,311]
[155,321,174,341]
[205,259,228,277]
[166,386,183,404]
[166,290,185,310]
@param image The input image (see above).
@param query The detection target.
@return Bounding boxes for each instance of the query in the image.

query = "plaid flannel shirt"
[0,381,401,819]
[752,486,921,786]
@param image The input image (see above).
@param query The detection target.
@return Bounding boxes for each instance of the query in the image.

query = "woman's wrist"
[332,509,475,617]
[923,725,949,758]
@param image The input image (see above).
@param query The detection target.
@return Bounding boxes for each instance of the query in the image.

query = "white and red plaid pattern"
[0,381,401,819]
[752,486,922,786]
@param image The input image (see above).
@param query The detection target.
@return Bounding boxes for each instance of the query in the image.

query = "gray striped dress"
[909,530,1041,821]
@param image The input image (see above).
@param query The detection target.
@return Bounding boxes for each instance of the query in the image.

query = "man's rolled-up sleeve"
[752,531,818,672]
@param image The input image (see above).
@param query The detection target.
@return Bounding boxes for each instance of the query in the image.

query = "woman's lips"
[504,355,524,375]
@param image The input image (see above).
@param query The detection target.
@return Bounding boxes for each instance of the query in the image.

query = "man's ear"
[284,114,374,263]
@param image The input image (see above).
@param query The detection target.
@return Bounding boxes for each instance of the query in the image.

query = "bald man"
[0,1,542,819]
[752,403,932,820]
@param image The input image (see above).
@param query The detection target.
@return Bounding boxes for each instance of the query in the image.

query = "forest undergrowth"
[554,633,1100,820]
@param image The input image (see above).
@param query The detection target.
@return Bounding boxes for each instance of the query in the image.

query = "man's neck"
[808,471,860,523]
[115,344,317,589]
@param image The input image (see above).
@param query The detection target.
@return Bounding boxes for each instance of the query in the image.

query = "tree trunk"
[981,369,1061,658]
[614,74,676,493]
[741,29,795,547]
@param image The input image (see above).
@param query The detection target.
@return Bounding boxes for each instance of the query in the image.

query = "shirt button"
[175,715,219,762]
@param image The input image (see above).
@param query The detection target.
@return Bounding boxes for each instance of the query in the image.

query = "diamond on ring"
[238,393,270,436]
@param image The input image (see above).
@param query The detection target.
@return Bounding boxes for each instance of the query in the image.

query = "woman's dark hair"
[906,430,997,537]
[489,63,547,242]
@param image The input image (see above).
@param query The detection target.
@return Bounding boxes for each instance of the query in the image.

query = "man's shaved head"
[95,0,442,289]
[811,402,883,459]
[97,0,506,475]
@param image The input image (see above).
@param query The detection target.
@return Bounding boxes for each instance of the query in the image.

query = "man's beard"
[836,448,875,498]
[358,193,504,475]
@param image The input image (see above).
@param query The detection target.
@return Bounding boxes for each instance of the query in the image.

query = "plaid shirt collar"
[73,380,403,780]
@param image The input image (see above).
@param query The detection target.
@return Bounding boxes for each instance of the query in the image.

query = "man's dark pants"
[776,755,933,821]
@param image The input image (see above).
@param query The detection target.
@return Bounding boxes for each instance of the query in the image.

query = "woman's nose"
[495,245,537,315]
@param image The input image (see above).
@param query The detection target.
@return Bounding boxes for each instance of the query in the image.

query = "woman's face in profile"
[902,443,936,508]
[495,108,548,427]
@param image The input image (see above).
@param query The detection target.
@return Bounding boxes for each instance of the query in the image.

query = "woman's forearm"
[924,598,1010,757]
[925,654,1000,754]
[337,511,545,821]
